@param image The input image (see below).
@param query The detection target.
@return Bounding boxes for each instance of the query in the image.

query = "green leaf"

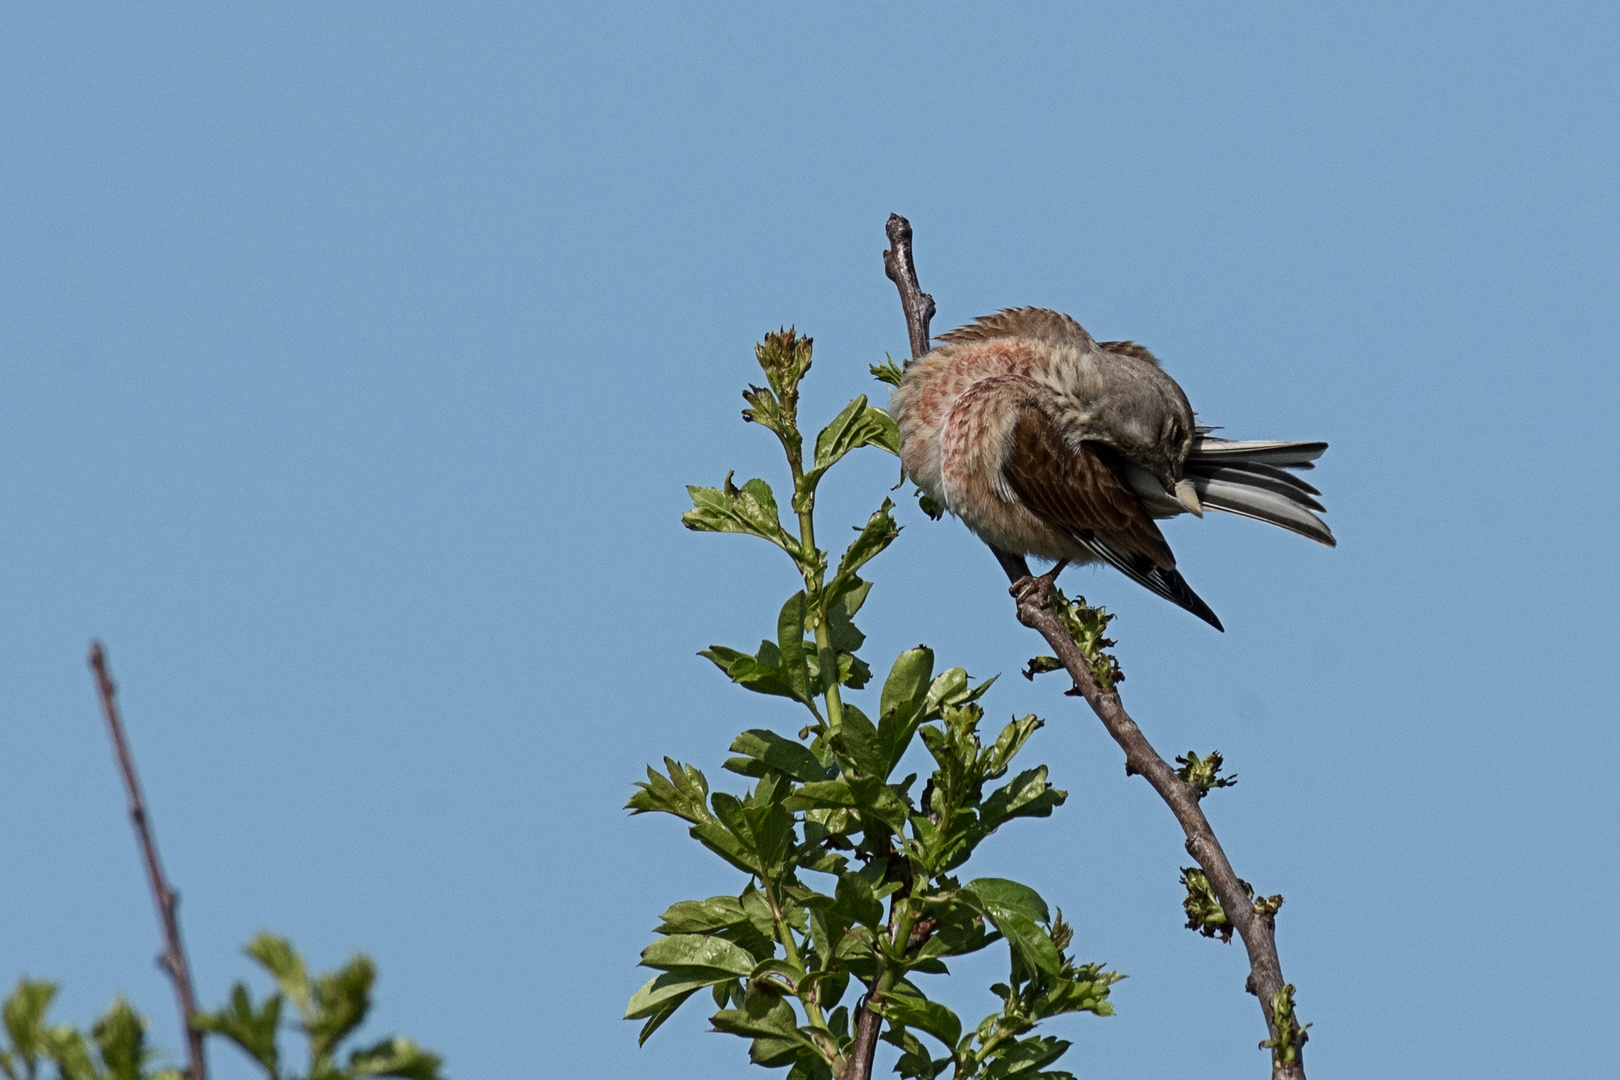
[785,778,909,833]
[880,987,961,1050]
[980,1034,1071,1077]
[920,667,995,717]
[961,878,1049,924]
[776,593,813,705]
[833,872,885,929]
[245,934,312,1015]
[825,501,899,602]
[346,1037,445,1080]
[825,578,871,652]
[626,759,714,824]
[688,820,764,876]
[960,879,1063,976]
[880,648,934,726]
[306,953,375,1065]
[804,397,902,490]
[640,935,757,979]
[194,984,282,1077]
[3,979,59,1072]
[727,729,829,783]
[700,642,808,702]
[980,767,1066,830]
[89,1000,146,1080]
[864,647,935,777]
[683,475,800,557]
[626,972,729,1021]
[41,1028,97,1080]
[709,791,793,877]
[870,356,906,389]
[837,704,887,779]
[711,996,807,1045]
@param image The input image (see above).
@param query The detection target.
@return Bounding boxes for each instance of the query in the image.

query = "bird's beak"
[1174,479,1204,517]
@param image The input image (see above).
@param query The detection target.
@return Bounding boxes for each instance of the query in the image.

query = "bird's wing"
[1002,405,1223,630]
[935,307,1089,347]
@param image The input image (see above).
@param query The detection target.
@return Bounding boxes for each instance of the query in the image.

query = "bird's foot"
[1009,559,1069,609]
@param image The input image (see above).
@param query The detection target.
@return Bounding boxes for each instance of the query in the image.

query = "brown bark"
[89,643,210,1080]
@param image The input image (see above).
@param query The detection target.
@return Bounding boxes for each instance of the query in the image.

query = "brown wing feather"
[1097,340,1162,367]
[936,307,1091,347]
[1001,405,1175,568]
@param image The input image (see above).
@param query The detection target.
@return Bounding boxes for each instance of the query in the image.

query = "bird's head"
[1151,411,1203,516]
[1109,401,1201,516]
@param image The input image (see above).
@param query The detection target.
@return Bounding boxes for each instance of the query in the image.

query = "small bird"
[890,308,1333,630]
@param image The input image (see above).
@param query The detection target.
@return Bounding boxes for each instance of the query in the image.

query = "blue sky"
[2,3,1616,1077]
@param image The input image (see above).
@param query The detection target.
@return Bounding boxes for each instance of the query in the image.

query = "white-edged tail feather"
[1185,437,1335,546]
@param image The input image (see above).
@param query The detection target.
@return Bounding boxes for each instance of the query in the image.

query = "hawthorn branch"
[881,214,1307,1080]
[882,213,936,362]
[89,643,210,1080]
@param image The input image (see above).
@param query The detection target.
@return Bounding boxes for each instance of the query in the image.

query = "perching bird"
[890,307,1333,631]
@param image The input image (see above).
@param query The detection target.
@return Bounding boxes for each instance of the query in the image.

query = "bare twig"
[882,213,936,360]
[881,215,1307,1080]
[89,643,209,1080]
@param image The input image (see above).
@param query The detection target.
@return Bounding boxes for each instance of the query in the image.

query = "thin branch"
[882,213,936,361]
[89,642,210,1080]
[881,214,1307,1080]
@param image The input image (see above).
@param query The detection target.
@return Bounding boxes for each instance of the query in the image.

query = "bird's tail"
[1184,437,1335,547]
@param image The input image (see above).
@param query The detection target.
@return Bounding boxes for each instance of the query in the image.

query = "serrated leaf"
[193,984,281,1076]
[683,475,800,557]
[785,778,908,833]
[710,792,793,877]
[870,356,906,389]
[656,896,748,935]
[626,759,714,824]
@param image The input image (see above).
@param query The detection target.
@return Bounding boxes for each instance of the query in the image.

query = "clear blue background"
[2,3,1615,1077]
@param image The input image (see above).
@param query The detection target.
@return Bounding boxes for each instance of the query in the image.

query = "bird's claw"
[1009,560,1068,609]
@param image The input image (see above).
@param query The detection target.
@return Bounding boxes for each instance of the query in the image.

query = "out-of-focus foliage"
[2,937,443,1080]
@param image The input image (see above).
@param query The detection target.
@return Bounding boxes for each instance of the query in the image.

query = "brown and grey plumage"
[891,307,1333,630]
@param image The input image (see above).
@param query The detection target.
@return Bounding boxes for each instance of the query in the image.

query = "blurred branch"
[88,642,209,1080]
[881,214,1307,1080]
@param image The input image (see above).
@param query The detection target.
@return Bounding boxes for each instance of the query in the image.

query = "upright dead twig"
[881,214,1307,1080]
[88,642,210,1080]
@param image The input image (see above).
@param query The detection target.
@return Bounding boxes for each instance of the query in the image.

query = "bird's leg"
[997,546,1067,609]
